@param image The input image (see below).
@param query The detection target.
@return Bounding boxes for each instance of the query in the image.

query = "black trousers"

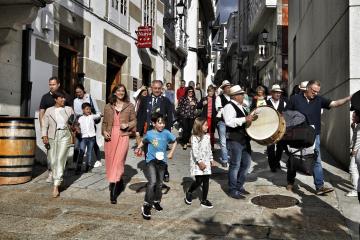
[267,142,285,170]
[188,175,210,201]
[180,117,195,145]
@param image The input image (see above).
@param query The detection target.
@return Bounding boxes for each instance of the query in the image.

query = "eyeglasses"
[188,91,194,93]
[310,87,319,94]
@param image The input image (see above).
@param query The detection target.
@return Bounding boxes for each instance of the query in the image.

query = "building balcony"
[226,12,239,55]
[175,27,188,56]
[247,0,276,36]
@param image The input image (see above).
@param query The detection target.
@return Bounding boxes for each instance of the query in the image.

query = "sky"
[218,0,238,23]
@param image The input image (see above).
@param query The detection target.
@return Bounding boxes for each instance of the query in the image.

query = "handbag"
[89,95,101,124]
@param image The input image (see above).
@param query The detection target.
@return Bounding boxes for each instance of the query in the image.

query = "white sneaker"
[46,171,53,183]
[345,190,358,197]
[93,160,102,168]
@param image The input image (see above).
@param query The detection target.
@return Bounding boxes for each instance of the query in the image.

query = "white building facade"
[29,0,166,117]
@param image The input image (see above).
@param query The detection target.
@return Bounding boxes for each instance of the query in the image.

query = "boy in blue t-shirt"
[135,113,177,220]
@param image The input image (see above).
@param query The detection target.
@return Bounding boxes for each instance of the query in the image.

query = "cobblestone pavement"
[0,139,359,240]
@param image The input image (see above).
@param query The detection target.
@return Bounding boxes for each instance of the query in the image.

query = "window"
[120,0,127,15]
[143,0,155,26]
[112,0,119,10]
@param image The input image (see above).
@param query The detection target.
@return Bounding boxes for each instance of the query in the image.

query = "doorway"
[58,26,83,95]
[106,48,126,102]
[142,65,152,87]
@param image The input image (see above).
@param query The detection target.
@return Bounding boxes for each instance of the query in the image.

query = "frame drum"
[245,106,286,145]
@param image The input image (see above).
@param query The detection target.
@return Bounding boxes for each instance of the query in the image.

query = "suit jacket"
[136,95,173,135]
[102,102,136,136]
[41,106,74,139]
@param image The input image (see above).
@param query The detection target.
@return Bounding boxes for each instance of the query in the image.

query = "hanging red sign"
[136,26,153,48]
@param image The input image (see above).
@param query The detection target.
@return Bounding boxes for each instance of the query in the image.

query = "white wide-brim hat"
[220,80,231,89]
[271,84,283,92]
[229,85,245,96]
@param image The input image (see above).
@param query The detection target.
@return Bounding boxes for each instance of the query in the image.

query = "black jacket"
[136,95,173,135]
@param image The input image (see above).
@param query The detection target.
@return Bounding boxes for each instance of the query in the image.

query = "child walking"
[76,102,101,174]
[135,113,177,220]
[184,117,215,208]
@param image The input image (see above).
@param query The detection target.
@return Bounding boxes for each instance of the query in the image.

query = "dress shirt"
[73,93,100,117]
[223,100,247,128]
[215,94,230,118]
[78,114,101,138]
[269,97,287,110]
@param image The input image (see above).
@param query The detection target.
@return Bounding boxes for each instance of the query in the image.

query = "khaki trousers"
[48,129,71,186]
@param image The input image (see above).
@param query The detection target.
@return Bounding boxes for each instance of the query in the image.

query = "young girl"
[184,117,215,208]
[348,110,360,201]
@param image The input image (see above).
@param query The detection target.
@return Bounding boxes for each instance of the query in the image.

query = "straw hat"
[228,85,245,96]
[220,80,231,89]
[270,84,283,92]
[299,81,309,91]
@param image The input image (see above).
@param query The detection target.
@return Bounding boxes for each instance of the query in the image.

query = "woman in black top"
[176,87,198,150]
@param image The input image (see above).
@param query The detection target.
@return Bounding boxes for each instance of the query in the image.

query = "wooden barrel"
[0,117,36,185]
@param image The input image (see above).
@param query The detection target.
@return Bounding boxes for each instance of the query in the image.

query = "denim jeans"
[79,136,96,166]
[144,160,166,205]
[217,121,228,163]
[313,135,324,189]
[349,155,359,191]
[227,140,251,193]
[354,150,360,192]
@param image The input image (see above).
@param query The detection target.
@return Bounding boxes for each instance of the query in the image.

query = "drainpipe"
[20,24,33,117]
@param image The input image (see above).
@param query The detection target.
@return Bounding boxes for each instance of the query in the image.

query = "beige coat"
[102,102,136,136]
[41,106,74,139]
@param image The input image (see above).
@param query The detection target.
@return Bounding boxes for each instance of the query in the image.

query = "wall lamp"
[163,0,186,25]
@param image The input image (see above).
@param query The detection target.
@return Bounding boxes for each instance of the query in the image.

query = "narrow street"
[0,139,359,240]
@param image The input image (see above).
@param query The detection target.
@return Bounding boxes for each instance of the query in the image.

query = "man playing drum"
[266,84,287,172]
[223,85,256,199]
[287,80,351,195]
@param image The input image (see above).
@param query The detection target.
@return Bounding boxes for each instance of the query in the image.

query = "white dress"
[190,134,213,176]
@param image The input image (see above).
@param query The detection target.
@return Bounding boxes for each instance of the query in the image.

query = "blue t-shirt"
[287,93,332,134]
[143,129,176,163]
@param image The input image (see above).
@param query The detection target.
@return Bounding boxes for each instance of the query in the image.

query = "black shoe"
[270,168,277,172]
[239,189,250,195]
[201,200,213,208]
[141,204,151,220]
[221,162,228,168]
[316,186,334,195]
[110,182,117,204]
[153,202,163,212]
[75,165,81,175]
[85,165,90,173]
[164,171,170,182]
[229,191,245,200]
[184,192,192,205]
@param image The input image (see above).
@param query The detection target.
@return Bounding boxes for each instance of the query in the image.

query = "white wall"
[183,0,198,85]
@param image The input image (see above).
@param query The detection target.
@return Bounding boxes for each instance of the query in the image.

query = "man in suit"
[136,80,173,181]
[266,84,287,172]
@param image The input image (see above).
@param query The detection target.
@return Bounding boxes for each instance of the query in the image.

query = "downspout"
[20,24,33,117]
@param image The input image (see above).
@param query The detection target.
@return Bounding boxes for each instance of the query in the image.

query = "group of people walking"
[39,76,359,221]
